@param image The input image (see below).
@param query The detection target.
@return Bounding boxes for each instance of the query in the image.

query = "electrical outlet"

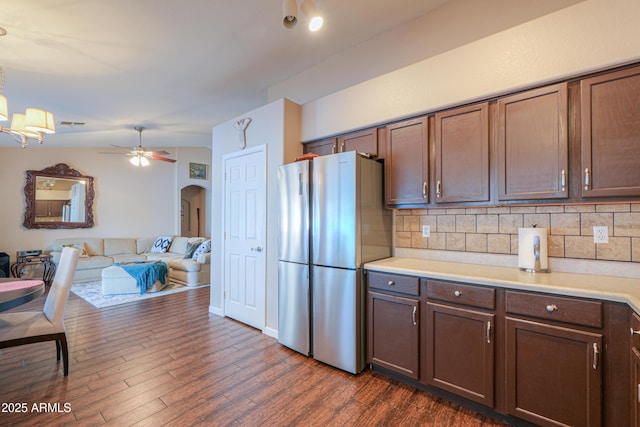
[422,225,431,238]
[593,226,609,244]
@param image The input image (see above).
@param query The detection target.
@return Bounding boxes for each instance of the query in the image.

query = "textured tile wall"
[395,203,640,263]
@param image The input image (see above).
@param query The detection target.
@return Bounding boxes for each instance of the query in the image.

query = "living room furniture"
[0,279,45,311]
[0,247,79,376]
[48,236,211,286]
[10,253,56,286]
[101,262,168,295]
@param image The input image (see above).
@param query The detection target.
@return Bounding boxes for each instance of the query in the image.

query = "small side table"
[11,254,56,286]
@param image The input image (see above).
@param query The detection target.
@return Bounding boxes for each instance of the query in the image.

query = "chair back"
[43,247,80,329]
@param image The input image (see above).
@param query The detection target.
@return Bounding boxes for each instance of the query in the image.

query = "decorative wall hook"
[233,117,252,150]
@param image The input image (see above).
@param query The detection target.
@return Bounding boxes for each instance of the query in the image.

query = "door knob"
[251,246,263,252]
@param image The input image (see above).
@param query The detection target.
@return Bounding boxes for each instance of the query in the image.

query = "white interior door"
[223,147,266,330]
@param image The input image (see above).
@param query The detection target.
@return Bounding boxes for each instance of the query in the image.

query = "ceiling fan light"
[309,16,323,31]
[282,0,298,29]
[140,156,150,167]
[10,113,40,138]
[25,108,56,134]
[301,0,323,31]
[0,94,7,121]
[130,156,140,166]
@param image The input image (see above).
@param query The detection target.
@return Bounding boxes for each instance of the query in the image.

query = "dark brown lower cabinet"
[505,317,603,427]
[426,302,494,406]
[367,291,420,379]
[632,312,640,426]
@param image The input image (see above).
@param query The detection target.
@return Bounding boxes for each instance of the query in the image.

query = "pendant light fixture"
[0,66,56,148]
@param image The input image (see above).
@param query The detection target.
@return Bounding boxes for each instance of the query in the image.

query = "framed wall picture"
[189,163,208,180]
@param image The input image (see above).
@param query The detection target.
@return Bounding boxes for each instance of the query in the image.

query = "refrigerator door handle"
[298,173,304,195]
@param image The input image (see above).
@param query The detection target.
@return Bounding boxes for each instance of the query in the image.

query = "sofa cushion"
[75,255,114,271]
[168,259,201,272]
[150,236,173,253]
[111,254,147,264]
[136,238,156,254]
[104,238,137,256]
[168,237,190,255]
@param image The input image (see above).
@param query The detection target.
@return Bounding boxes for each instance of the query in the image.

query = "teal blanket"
[114,262,168,294]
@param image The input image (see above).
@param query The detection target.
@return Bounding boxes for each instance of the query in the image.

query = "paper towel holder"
[519,224,550,273]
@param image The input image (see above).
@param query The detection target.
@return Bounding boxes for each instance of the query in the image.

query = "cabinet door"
[581,66,640,197]
[506,317,603,427]
[498,83,568,200]
[435,103,489,203]
[426,302,494,406]
[385,117,429,207]
[367,291,419,379]
[304,138,337,156]
[632,312,640,427]
[337,128,378,157]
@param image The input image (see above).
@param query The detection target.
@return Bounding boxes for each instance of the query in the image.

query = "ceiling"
[0,0,581,149]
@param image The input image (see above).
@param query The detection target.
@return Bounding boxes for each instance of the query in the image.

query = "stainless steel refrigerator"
[277,151,392,374]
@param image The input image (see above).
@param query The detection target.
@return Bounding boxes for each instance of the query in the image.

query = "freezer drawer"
[278,261,310,356]
[312,265,365,374]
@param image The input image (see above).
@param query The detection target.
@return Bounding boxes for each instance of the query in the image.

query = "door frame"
[221,144,267,329]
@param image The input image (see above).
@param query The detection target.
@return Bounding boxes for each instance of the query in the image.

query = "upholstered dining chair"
[0,247,80,376]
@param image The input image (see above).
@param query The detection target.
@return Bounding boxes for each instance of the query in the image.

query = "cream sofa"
[48,237,210,286]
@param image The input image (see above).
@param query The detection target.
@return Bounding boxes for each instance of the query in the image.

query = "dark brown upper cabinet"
[435,103,489,203]
[498,82,569,200]
[581,65,640,197]
[337,128,378,157]
[385,117,429,207]
[303,137,337,156]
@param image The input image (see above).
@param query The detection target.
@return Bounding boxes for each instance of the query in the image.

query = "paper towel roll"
[518,227,549,272]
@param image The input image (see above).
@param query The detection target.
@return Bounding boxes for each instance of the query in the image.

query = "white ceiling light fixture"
[282,0,323,32]
[0,66,56,148]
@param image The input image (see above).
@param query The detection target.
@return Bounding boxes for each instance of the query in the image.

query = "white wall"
[0,146,186,262]
[210,98,301,335]
[300,0,640,141]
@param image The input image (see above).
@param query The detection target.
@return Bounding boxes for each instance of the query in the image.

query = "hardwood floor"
[0,287,511,426]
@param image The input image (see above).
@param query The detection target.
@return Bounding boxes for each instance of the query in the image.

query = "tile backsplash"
[395,203,640,263]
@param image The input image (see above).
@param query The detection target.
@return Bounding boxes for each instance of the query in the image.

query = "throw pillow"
[192,240,211,260]
[62,242,89,257]
[150,236,173,254]
[184,241,201,259]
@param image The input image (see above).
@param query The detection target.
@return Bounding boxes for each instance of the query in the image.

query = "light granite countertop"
[364,257,640,314]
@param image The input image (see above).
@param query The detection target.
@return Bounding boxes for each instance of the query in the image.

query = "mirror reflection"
[23,163,95,229]
[35,176,87,223]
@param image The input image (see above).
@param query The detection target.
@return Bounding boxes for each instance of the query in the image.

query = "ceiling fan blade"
[147,150,171,156]
[148,155,177,163]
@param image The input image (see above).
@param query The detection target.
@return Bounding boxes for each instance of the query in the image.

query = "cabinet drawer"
[426,280,495,310]
[632,311,640,349]
[505,290,602,328]
[368,272,419,296]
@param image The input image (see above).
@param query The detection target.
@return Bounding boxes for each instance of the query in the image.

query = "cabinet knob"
[454,290,462,297]
[388,280,395,286]
[546,304,557,313]
[631,328,640,336]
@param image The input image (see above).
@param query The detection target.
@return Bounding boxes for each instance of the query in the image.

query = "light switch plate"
[422,225,431,238]
[593,226,609,244]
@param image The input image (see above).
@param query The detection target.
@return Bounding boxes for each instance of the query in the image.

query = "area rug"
[71,281,209,309]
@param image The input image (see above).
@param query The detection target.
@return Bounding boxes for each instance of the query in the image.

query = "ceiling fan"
[102,126,176,166]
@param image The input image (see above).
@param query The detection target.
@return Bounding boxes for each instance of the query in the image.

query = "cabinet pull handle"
[436,180,442,198]
[546,304,557,313]
[387,280,395,286]
[561,169,566,191]
[592,343,599,370]
[422,181,428,199]
[631,328,640,336]
[584,168,591,191]
[331,145,336,154]
[340,141,345,152]
[412,305,417,326]
[486,321,491,344]
[454,290,462,297]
